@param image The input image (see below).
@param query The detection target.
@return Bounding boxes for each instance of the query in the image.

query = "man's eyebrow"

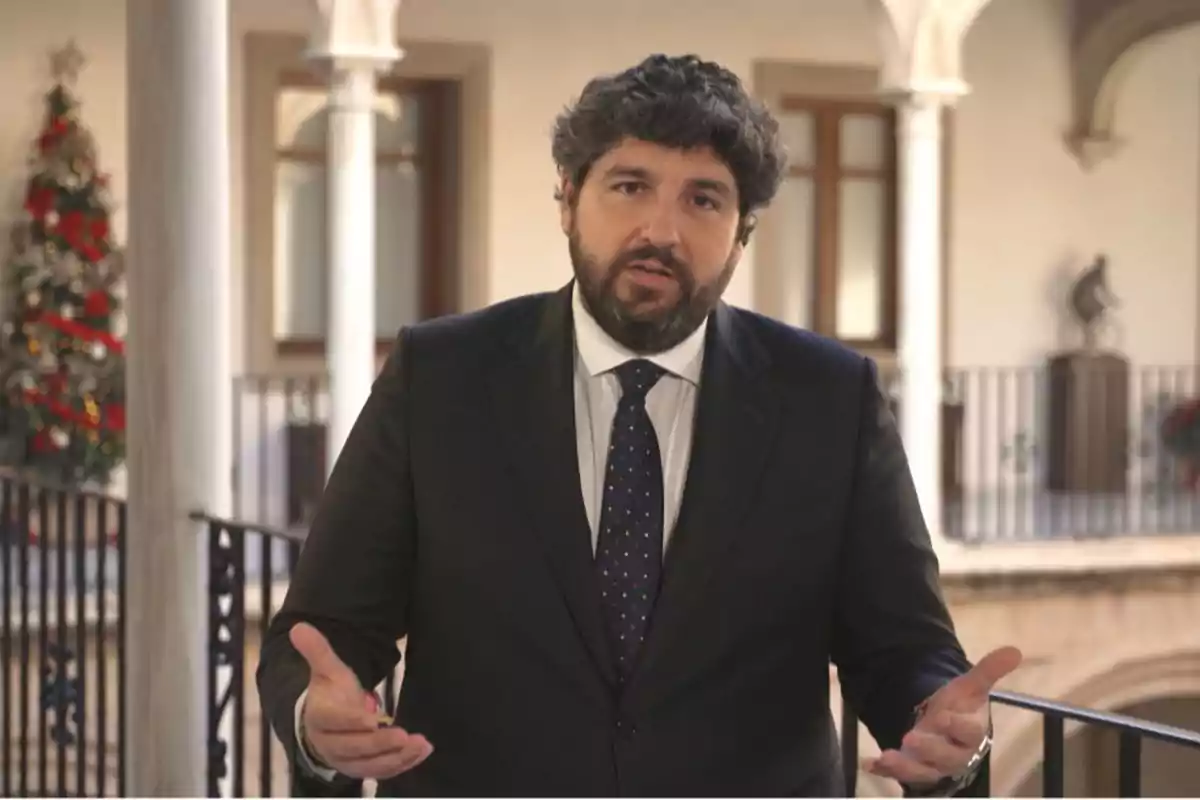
[600,165,734,198]
[600,165,653,182]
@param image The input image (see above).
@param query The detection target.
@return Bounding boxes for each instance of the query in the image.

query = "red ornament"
[24,186,56,220]
[84,290,110,318]
[90,216,109,242]
[103,403,125,431]
[60,210,85,247]
[37,118,69,154]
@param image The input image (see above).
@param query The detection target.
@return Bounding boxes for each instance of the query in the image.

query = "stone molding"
[1066,0,1200,170]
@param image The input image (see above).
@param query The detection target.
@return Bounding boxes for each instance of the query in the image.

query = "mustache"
[610,245,686,279]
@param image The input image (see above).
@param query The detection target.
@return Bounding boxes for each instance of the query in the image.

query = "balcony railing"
[234,364,1200,546]
[841,688,1200,797]
[0,470,127,797]
[885,361,1200,542]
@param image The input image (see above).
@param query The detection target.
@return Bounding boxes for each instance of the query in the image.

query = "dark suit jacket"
[257,283,971,797]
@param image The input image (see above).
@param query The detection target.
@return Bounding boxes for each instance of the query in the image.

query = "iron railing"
[841,688,1200,797]
[0,470,127,797]
[234,365,1200,548]
[880,363,1200,542]
[196,512,399,797]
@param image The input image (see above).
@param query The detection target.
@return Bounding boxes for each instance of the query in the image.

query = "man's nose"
[639,200,683,247]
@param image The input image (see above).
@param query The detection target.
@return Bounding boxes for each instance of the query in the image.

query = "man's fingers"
[919,709,988,748]
[335,734,434,780]
[314,727,413,762]
[290,622,361,687]
[863,749,942,787]
[305,688,379,734]
[962,645,1023,698]
[900,729,973,776]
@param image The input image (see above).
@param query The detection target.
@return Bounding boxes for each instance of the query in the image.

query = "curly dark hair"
[551,54,787,243]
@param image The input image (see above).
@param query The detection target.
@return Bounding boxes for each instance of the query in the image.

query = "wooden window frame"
[272,71,458,358]
[780,96,899,352]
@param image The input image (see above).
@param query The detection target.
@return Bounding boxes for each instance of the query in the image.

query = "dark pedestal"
[286,422,327,526]
[1046,351,1129,493]
[889,398,965,497]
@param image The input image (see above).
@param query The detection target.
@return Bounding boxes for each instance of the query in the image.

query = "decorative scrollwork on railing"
[1000,430,1039,477]
[40,641,81,747]
[207,523,245,791]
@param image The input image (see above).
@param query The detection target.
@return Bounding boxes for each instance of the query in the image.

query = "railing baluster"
[1,477,12,798]
[37,489,49,795]
[18,482,30,799]
[233,526,247,799]
[1042,714,1064,796]
[116,501,127,798]
[260,530,274,796]
[1118,730,1142,797]
[74,494,88,797]
[55,489,69,796]
[206,523,222,798]
[95,499,109,796]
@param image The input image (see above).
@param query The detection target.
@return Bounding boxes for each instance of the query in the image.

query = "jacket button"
[615,719,637,739]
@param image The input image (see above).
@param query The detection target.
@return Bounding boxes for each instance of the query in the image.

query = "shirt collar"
[572,281,707,385]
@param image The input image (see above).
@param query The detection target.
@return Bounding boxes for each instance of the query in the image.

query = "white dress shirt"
[570,282,706,551]
[296,283,707,778]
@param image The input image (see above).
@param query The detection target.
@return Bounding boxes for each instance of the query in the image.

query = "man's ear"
[558,179,576,235]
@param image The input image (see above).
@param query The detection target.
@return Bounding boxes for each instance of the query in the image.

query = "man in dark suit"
[257,53,1022,796]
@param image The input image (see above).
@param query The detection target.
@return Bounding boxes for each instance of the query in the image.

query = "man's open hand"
[291,622,434,780]
[865,645,1022,787]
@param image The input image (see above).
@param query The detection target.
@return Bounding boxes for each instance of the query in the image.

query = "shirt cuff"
[294,688,341,782]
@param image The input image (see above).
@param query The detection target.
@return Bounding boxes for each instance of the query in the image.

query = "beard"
[569,227,735,354]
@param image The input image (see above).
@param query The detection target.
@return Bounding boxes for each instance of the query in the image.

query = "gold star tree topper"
[50,39,86,85]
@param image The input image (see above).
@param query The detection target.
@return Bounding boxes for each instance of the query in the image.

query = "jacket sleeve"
[255,327,418,796]
[830,359,971,753]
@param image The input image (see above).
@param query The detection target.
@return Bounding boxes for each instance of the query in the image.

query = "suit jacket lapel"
[488,284,617,687]
[626,303,781,701]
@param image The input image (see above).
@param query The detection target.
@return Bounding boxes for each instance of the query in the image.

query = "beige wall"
[954,0,1200,367]
[2,0,1198,376]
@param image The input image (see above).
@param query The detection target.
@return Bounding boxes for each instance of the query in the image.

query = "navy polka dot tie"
[595,359,666,683]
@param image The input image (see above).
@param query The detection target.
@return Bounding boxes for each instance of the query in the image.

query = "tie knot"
[614,359,666,402]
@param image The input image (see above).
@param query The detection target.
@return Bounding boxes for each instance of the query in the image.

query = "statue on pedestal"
[1046,254,1129,494]
[1068,253,1120,352]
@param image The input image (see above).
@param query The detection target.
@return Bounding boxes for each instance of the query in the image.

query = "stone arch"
[1067,0,1200,169]
[991,648,1200,794]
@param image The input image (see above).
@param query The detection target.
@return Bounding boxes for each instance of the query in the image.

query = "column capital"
[306,0,403,70]
[870,0,989,108]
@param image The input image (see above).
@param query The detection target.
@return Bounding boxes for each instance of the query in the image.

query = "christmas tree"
[0,40,126,487]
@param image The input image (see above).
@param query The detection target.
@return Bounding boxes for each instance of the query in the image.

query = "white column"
[896,93,948,543]
[307,0,402,471]
[324,62,389,469]
[125,0,232,794]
